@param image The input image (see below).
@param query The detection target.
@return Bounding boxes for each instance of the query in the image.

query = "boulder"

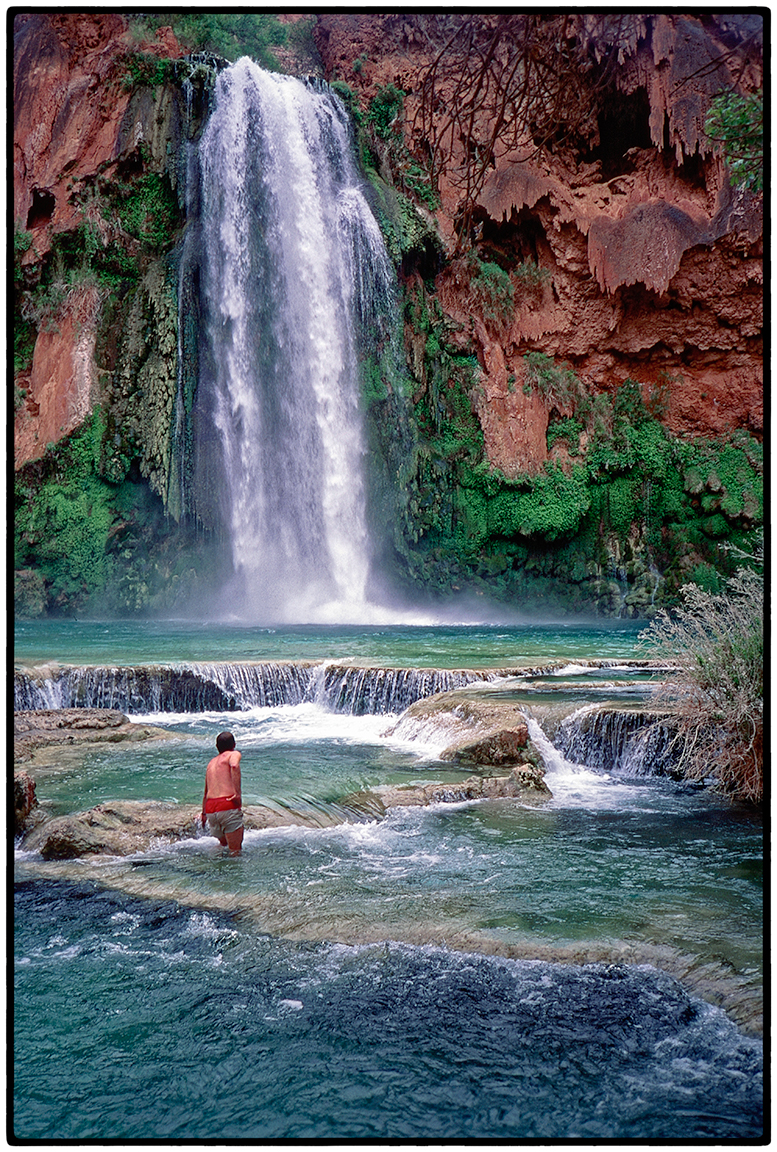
[21,801,197,859]
[385,693,544,769]
[440,725,531,766]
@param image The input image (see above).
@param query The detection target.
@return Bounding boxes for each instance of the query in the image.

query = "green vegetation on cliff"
[329,79,440,268]
[14,412,222,618]
[365,279,763,616]
[15,413,114,610]
[705,89,763,191]
[13,57,215,618]
[129,14,296,70]
[13,227,36,378]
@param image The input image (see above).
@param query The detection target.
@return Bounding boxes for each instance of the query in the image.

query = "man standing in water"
[201,731,243,855]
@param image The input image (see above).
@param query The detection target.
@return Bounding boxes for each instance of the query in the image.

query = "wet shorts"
[207,807,244,837]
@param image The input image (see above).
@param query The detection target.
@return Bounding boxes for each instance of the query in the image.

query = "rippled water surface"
[14,617,644,668]
[15,880,761,1142]
[13,620,763,1141]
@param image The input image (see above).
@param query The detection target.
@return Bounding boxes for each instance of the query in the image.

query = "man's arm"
[201,768,209,826]
[229,751,242,807]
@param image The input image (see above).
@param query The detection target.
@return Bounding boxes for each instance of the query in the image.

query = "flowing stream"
[14,620,763,1141]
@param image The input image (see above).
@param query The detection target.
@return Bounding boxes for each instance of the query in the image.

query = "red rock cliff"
[14,13,762,482]
[315,12,763,477]
[13,13,183,466]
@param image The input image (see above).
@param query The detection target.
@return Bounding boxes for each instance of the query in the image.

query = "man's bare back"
[201,732,243,854]
[205,749,242,801]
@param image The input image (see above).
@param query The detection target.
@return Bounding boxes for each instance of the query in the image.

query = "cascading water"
[13,661,507,716]
[192,59,398,623]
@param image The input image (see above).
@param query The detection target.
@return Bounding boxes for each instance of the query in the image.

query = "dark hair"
[216,731,236,753]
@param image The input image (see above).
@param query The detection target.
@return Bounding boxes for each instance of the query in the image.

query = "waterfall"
[556,705,681,777]
[14,663,508,716]
[191,59,397,622]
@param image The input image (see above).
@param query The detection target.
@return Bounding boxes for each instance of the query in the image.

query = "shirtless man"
[201,731,243,855]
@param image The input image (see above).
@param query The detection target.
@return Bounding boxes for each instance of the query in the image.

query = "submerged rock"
[19,762,548,859]
[20,801,328,860]
[376,764,549,808]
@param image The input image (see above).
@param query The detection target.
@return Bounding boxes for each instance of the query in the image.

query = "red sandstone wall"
[13,13,763,478]
[315,13,763,477]
[13,14,183,466]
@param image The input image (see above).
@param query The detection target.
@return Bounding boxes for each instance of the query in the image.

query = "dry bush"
[639,549,763,802]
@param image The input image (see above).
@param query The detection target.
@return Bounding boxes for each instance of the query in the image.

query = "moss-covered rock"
[368,275,764,615]
[110,261,179,502]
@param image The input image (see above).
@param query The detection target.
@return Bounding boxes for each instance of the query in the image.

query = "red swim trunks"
[205,796,240,813]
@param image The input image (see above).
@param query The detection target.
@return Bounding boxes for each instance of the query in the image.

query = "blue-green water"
[14,617,644,668]
[13,621,764,1141]
[14,880,761,1142]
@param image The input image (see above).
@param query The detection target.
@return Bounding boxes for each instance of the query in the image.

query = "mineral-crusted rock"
[14,770,39,835]
[13,12,186,468]
[13,285,102,467]
[19,760,548,858]
[314,12,763,476]
[385,692,534,753]
[14,708,175,764]
[376,764,549,809]
[13,12,182,248]
[439,726,531,766]
[20,801,329,860]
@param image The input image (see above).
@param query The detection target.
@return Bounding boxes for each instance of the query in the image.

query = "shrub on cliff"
[129,14,290,70]
[638,543,763,802]
[705,89,763,191]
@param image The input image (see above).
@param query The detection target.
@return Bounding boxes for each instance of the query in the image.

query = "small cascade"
[524,715,633,807]
[14,663,509,717]
[526,718,587,779]
[188,661,312,709]
[13,665,238,714]
[556,705,680,777]
[312,666,502,716]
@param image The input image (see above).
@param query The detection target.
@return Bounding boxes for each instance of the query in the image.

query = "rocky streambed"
[14,703,549,859]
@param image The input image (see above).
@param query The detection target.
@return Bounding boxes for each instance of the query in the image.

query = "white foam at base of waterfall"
[526,717,650,808]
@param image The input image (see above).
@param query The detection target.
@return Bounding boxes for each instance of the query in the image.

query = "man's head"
[216,731,236,753]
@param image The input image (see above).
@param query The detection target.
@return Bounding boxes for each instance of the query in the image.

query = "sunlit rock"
[14,708,175,766]
[440,725,531,766]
